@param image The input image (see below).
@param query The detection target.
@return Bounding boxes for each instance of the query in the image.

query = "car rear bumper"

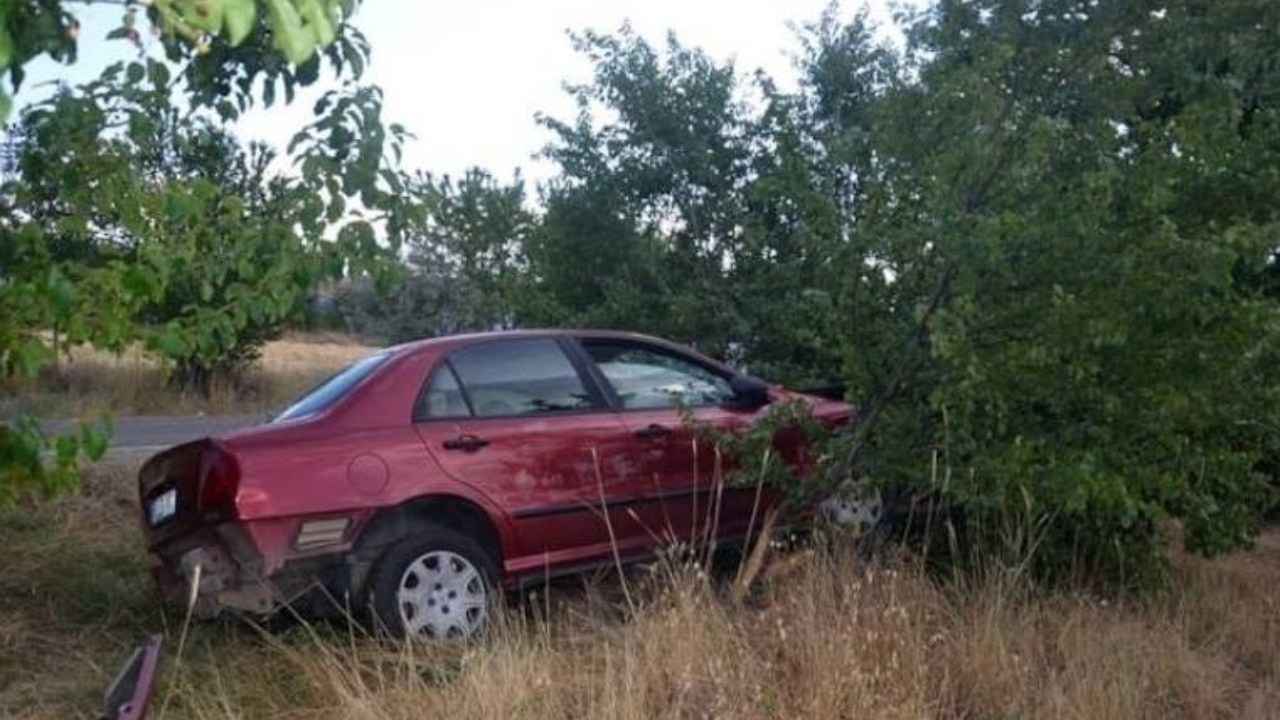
[149,527,277,618]
[149,520,360,619]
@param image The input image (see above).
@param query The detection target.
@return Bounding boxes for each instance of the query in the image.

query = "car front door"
[575,338,769,544]
[413,337,651,576]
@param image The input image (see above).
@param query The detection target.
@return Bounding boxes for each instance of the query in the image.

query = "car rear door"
[413,337,651,575]
[574,337,769,544]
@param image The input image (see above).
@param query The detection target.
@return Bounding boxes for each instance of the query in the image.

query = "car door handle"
[442,434,490,451]
[634,424,672,440]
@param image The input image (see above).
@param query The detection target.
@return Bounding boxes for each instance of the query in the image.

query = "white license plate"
[148,488,177,526]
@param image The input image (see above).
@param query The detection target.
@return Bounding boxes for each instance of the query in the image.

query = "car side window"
[582,340,734,410]
[443,338,600,418]
[417,363,472,419]
[275,351,390,422]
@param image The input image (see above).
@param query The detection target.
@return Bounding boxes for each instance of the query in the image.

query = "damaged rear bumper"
[150,527,277,618]
[151,543,276,618]
[149,522,359,619]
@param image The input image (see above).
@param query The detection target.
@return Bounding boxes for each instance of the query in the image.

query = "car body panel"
[416,410,648,572]
[611,402,768,542]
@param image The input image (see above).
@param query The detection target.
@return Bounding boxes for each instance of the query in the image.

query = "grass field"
[2,462,1277,720]
[0,333,378,420]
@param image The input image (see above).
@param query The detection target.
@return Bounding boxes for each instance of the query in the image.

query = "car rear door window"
[581,340,734,410]
[443,338,600,418]
[417,363,471,419]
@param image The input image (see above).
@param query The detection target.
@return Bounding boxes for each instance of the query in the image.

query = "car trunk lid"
[138,439,240,549]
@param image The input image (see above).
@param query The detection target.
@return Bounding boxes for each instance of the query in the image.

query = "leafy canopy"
[0,0,413,499]
[0,0,362,119]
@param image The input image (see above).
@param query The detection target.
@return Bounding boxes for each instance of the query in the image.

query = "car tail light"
[198,445,241,522]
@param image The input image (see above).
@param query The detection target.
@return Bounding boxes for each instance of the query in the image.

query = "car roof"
[384,329,734,374]
[387,329,676,354]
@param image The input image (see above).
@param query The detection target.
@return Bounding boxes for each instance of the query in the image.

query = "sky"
[18,1,902,186]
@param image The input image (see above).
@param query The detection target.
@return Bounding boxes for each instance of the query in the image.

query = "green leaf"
[223,0,257,46]
[215,99,240,120]
[53,434,78,464]
[181,0,225,33]
[266,0,315,64]
[155,323,187,359]
[11,339,53,377]
[0,25,14,70]
[298,0,336,46]
[78,420,111,461]
[296,54,320,84]
[148,59,171,88]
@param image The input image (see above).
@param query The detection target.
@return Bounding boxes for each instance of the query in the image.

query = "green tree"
[535,27,754,354]
[409,168,533,331]
[339,169,535,342]
[524,181,659,328]
[0,1,409,500]
[534,24,865,383]
[798,0,1280,578]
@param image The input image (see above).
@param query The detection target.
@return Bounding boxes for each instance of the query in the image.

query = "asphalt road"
[43,414,259,460]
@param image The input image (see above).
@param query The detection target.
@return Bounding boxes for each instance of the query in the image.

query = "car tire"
[366,524,499,640]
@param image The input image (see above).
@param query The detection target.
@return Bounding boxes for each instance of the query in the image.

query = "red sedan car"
[138,330,851,639]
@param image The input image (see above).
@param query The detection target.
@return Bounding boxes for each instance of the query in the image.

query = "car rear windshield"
[273,352,390,422]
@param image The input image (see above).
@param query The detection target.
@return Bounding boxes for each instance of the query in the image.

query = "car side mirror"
[728,375,770,408]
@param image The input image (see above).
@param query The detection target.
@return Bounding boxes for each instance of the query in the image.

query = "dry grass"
[2,464,1278,720]
[0,333,377,420]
